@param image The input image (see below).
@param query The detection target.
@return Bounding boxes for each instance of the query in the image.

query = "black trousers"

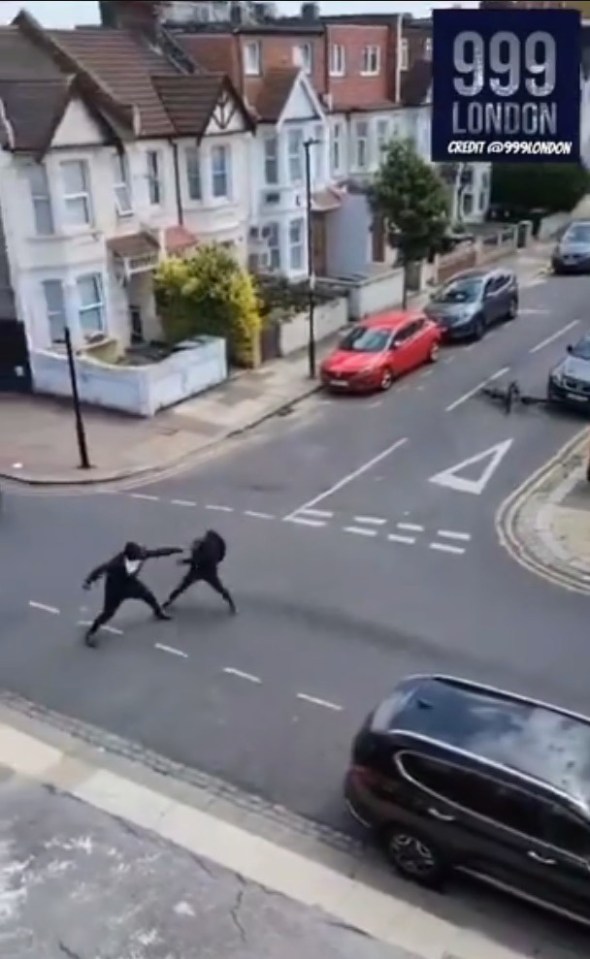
[166,565,234,607]
[88,578,161,635]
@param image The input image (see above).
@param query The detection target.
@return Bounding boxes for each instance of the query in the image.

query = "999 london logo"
[431,9,581,163]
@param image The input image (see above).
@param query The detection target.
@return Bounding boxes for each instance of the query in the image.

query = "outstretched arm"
[83,560,110,588]
[145,547,184,559]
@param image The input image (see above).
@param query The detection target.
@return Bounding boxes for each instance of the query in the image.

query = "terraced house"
[0,6,254,373]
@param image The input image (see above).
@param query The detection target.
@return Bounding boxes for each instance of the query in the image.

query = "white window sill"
[116,210,134,220]
[244,70,260,77]
[27,228,99,242]
[360,71,379,77]
[329,71,345,78]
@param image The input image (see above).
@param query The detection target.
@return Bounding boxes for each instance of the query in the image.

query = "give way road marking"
[429,439,513,495]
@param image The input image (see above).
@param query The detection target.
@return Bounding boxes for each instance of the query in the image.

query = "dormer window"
[244,41,261,75]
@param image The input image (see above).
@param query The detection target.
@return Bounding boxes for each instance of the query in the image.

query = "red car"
[320,310,441,393]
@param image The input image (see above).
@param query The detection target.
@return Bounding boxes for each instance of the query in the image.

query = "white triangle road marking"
[429,439,513,495]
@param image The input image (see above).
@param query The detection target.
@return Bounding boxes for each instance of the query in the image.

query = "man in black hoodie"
[83,541,182,647]
[163,530,236,613]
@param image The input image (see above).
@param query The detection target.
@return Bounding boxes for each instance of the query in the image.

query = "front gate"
[0,319,32,392]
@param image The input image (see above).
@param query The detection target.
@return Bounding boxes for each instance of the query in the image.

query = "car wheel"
[428,341,440,363]
[506,297,518,320]
[472,316,485,340]
[384,826,446,888]
[586,461,590,483]
[379,368,394,391]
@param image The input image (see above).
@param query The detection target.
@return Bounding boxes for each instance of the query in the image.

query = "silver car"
[552,221,590,275]
[425,268,519,341]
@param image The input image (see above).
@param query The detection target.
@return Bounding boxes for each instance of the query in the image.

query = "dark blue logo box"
[431,9,581,163]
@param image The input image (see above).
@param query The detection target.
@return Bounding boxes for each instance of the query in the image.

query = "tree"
[491,163,590,216]
[370,139,450,306]
[154,243,262,367]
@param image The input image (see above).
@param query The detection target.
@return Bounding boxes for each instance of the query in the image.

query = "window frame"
[361,45,380,76]
[329,43,345,77]
[77,273,105,336]
[287,128,304,184]
[331,123,342,173]
[288,217,304,272]
[185,145,202,201]
[27,163,54,236]
[424,38,432,60]
[354,120,369,169]
[42,278,66,343]
[244,40,261,76]
[293,42,312,73]
[263,136,279,186]
[265,221,281,271]
[112,151,132,217]
[60,158,93,228]
[211,143,231,200]
[146,150,163,206]
[376,119,389,155]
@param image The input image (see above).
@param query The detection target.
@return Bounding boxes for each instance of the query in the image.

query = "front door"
[0,319,32,393]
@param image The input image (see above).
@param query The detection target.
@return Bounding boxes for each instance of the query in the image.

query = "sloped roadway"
[2,270,590,949]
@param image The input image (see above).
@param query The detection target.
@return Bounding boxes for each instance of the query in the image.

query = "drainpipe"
[395,16,402,104]
[171,140,183,225]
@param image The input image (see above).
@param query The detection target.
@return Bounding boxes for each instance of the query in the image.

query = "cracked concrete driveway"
[0,774,418,959]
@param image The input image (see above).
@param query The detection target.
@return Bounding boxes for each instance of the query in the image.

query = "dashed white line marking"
[368,400,382,408]
[29,601,60,614]
[464,343,475,352]
[78,620,123,635]
[205,504,234,513]
[296,693,342,712]
[155,643,188,658]
[287,516,326,527]
[442,355,455,364]
[244,510,275,520]
[353,516,387,526]
[397,523,424,532]
[171,499,196,507]
[420,369,434,379]
[387,533,416,545]
[445,367,509,412]
[437,530,471,541]
[528,319,579,354]
[299,509,333,518]
[130,493,159,501]
[223,668,261,684]
[344,526,378,537]
[285,437,408,518]
[429,542,466,555]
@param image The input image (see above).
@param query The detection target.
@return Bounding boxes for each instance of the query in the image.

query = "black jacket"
[180,532,225,570]
[84,546,181,590]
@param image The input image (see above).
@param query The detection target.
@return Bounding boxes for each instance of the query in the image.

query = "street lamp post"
[63,324,91,470]
[303,137,320,379]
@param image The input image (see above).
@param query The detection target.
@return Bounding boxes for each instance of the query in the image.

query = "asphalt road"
[2,267,590,930]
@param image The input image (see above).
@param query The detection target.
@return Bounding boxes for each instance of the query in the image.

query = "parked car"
[547,333,590,410]
[319,311,441,394]
[345,673,590,926]
[424,268,519,341]
[552,221,590,275]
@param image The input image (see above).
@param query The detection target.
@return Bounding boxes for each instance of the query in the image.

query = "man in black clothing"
[83,541,182,647]
[163,530,236,613]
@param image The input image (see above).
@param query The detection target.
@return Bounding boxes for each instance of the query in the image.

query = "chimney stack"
[301,2,319,22]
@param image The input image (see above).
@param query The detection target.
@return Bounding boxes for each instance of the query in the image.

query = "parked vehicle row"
[319,267,519,395]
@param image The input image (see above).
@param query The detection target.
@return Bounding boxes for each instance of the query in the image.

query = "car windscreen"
[564,224,590,244]
[434,277,482,304]
[340,327,392,352]
[571,337,590,360]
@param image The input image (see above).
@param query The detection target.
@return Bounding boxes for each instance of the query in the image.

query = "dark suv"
[345,675,590,926]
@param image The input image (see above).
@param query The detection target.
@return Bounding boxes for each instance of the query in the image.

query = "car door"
[390,323,416,375]
[531,802,590,924]
[405,316,432,369]
[482,275,500,324]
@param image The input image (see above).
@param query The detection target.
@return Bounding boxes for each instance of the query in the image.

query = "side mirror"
[567,345,573,354]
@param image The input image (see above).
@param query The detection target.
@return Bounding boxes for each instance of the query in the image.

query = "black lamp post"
[303,137,320,379]
[63,324,91,470]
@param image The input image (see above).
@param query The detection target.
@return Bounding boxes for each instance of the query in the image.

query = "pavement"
[2,243,590,956]
[0,701,583,959]
[498,426,590,594]
[0,242,551,486]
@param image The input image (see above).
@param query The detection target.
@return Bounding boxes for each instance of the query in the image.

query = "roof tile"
[0,78,71,152]
[401,58,431,107]
[254,67,299,122]
[177,34,238,83]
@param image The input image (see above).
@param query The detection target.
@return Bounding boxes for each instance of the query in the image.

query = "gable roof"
[7,11,253,142]
[153,73,254,137]
[255,67,300,123]
[0,75,119,155]
[401,59,431,107]
[177,33,239,84]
